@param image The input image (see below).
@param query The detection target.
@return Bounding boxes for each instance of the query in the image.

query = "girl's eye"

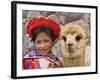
[62,36,67,42]
[75,35,81,42]
[35,41,41,44]
[44,40,49,43]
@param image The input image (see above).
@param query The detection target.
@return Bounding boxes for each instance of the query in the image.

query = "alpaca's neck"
[62,55,85,67]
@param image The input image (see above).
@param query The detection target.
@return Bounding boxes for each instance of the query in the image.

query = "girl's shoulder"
[23,50,38,58]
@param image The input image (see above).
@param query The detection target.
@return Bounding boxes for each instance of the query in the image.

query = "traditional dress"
[23,50,63,69]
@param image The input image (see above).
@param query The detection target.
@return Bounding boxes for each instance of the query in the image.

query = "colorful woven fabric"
[26,17,60,39]
[23,50,63,69]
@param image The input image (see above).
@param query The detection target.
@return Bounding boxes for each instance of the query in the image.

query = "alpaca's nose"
[67,43,74,53]
[67,43,73,47]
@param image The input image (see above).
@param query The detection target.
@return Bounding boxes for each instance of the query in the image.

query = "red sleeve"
[23,58,40,69]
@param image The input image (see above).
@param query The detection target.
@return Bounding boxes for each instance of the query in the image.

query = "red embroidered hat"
[26,17,60,39]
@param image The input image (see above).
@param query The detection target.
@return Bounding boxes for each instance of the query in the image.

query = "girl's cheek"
[34,44,39,50]
[34,46,40,51]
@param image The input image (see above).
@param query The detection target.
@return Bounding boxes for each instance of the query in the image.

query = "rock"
[56,12,83,25]
[85,46,91,66]
[27,11,42,20]
[47,13,61,24]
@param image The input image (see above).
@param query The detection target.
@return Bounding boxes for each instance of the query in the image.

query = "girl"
[23,17,63,69]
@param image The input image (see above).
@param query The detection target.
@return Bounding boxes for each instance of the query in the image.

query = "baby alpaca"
[60,23,87,67]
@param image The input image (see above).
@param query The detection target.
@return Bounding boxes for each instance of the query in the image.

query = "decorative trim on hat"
[26,17,60,39]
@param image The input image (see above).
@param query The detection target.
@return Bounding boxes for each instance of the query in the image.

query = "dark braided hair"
[31,26,55,42]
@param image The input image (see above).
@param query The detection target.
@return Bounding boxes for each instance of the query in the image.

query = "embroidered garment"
[23,50,63,69]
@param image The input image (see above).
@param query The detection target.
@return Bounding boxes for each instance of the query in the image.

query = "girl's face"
[34,32,53,56]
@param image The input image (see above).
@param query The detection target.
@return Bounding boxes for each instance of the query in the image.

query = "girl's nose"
[40,43,46,48]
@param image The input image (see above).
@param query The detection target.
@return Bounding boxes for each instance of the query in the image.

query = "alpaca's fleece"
[60,23,87,67]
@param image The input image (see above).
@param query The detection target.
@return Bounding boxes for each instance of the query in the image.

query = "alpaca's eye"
[62,36,67,42]
[75,35,81,42]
